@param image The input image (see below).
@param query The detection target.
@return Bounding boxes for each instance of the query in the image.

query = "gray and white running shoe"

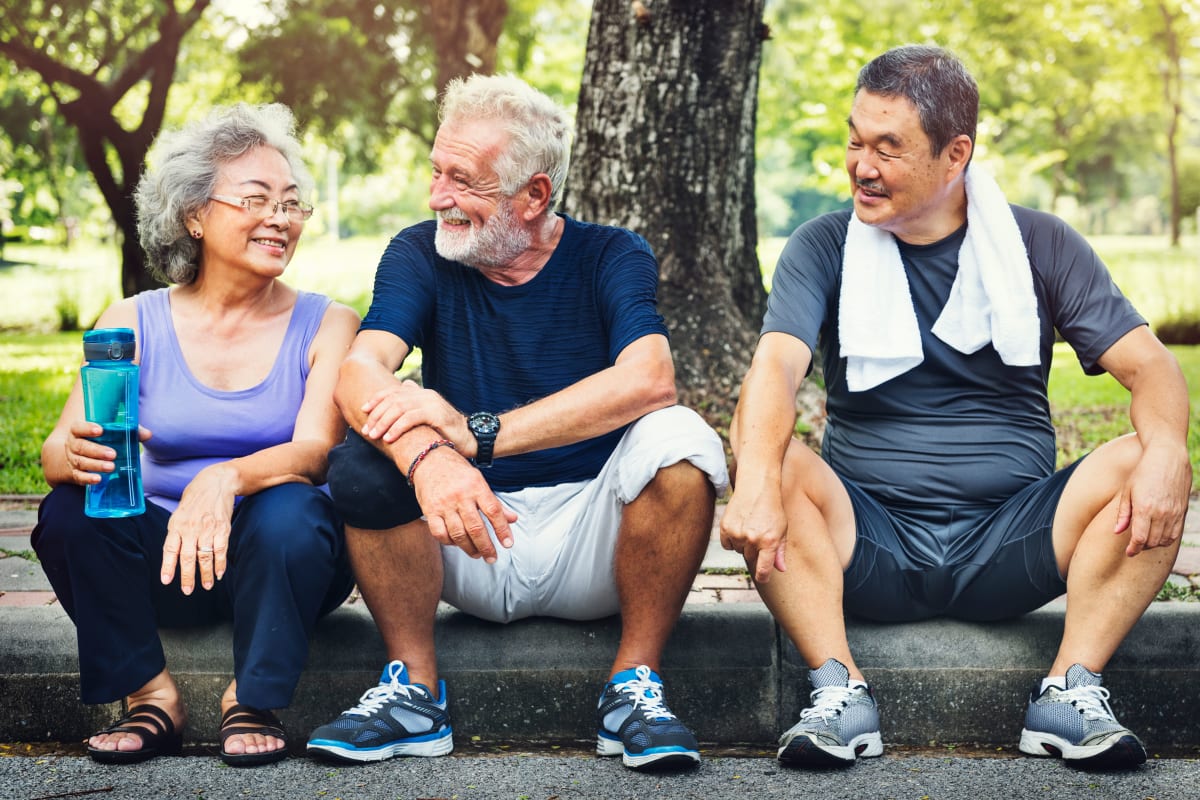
[1019,663,1146,769]
[778,658,883,766]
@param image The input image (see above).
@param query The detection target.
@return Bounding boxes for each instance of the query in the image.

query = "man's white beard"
[435,198,532,269]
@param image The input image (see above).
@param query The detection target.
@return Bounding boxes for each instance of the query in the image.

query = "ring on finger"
[198,547,214,554]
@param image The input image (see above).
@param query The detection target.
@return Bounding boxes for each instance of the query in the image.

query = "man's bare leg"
[345,520,443,688]
[751,440,863,678]
[1050,436,1179,677]
[610,461,714,677]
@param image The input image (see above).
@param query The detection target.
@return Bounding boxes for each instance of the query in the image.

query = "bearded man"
[306,74,728,772]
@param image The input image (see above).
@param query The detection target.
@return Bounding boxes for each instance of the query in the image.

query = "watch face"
[469,412,500,435]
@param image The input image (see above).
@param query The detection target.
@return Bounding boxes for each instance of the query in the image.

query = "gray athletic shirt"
[762,206,1145,508]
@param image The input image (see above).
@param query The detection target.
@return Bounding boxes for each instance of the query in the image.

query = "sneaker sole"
[307,731,454,763]
[777,730,883,767]
[1018,728,1146,769]
[597,735,700,770]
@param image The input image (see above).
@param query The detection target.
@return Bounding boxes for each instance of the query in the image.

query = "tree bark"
[565,0,769,428]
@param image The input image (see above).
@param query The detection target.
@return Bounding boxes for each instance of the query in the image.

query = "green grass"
[1050,343,1200,493]
[0,333,78,494]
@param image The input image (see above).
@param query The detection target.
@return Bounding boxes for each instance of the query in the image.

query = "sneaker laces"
[1058,684,1116,721]
[799,684,857,725]
[613,665,676,721]
[344,673,418,718]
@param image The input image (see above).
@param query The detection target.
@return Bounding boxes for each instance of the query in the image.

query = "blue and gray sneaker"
[306,660,453,762]
[778,658,884,766]
[596,665,700,769]
[1018,663,1146,769]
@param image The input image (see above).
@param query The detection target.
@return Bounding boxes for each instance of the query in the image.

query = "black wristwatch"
[466,411,501,468]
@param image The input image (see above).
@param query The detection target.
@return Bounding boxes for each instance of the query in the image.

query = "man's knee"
[1073,434,1142,494]
[326,432,422,530]
[619,406,729,500]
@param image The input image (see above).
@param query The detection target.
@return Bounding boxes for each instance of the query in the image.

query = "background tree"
[1148,0,1196,246]
[0,0,213,296]
[236,0,511,239]
[566,0,769,424]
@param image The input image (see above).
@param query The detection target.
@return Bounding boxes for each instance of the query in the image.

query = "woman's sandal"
[219,703,289,766]
[86,704,183,764]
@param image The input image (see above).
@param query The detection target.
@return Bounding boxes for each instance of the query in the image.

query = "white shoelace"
[1058,684,1116,721]
[345,671,418,718]
[799,685,857,725]
[614,665,676,720]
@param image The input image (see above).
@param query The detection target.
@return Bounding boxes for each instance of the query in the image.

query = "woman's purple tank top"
[135,287,332,512]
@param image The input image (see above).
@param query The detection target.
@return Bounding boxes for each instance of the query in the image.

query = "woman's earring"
[191,230,202,239]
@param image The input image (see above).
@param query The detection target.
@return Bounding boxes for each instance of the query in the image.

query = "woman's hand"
[161,463,240,594]
[62,422,151,485]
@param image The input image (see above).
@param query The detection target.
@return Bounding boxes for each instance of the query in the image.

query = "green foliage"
[1156,577,1200,602]
[236,1,435,173]
[755,0,1197,237]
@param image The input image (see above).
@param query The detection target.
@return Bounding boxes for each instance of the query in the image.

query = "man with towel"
[722,45,1191,770]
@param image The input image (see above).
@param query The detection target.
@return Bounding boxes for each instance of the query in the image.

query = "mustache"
[855,178,888,195]
[439,208,470,222]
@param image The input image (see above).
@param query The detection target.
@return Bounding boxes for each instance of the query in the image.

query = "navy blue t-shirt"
[762,206,1145,508]
[361,215,668,491]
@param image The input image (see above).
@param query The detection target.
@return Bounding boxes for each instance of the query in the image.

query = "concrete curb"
[3,601,1198,750]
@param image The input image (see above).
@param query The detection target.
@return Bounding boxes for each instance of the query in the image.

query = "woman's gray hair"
[856,45,978,158]
[134,103,313,285]
[439,74,571,210]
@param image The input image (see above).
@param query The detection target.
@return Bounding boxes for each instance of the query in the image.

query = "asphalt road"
[2,745,1198,800]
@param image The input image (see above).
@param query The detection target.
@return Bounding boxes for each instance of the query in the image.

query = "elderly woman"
[32,103,357,766]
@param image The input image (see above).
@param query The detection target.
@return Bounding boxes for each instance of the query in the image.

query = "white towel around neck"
[838,165,1040,392]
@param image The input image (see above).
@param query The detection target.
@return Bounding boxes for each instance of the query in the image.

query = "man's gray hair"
[134,103,313,285]
[439,74,571,210]
[856,45,979,158]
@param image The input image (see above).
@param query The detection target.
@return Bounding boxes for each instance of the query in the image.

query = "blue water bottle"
[81,328,145,518]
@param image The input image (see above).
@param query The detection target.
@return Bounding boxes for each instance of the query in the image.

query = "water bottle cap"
[83,328,136,362]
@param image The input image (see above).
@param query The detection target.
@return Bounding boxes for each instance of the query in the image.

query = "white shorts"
[440,405,729,623]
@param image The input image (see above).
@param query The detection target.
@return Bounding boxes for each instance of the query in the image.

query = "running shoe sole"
[597,732,701,769]
[1018,728,1146,769]
[307,728,453,763]
[778,730,883,767]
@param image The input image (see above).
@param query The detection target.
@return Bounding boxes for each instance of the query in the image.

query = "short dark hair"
[855,45,978,158]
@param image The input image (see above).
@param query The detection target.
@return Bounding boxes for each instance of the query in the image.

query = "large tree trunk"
[565,0,768,429]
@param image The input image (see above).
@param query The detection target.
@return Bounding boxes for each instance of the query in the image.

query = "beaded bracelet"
[406,439,456,487]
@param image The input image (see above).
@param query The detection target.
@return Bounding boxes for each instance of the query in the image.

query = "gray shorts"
[841,459,1080,622]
